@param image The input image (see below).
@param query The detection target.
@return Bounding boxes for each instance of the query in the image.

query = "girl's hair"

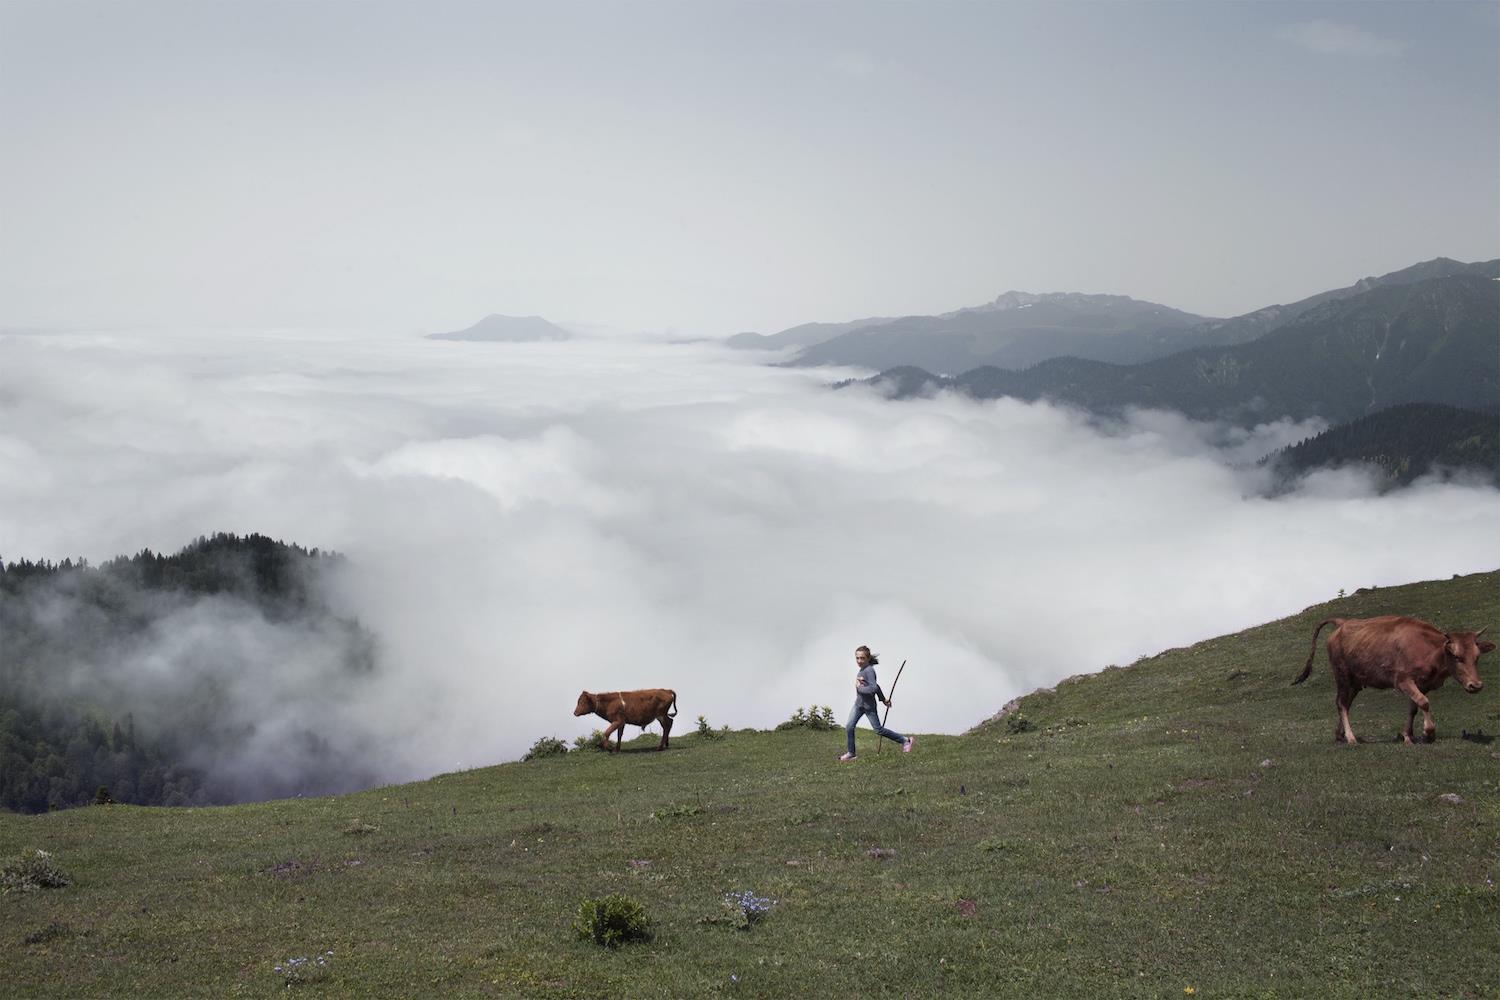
[855,645,879,665]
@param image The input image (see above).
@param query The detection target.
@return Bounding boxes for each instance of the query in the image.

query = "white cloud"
[1280,19,1407,57]
[2,330,1495,788]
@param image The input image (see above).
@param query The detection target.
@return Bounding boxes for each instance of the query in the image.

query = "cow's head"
[1444,628,1493,693]
[573,691,596,716]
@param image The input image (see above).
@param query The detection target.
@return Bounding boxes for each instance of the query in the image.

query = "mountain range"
[736,257,1500,374]
[855,271,1499,428]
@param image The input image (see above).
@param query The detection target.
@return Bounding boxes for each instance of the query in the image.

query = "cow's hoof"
[1422,731,1437,744]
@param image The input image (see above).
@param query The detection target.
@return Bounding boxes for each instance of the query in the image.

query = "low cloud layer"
[3,330,1496,787]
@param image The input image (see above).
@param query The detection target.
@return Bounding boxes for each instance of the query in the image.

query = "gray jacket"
[854,665,886,711]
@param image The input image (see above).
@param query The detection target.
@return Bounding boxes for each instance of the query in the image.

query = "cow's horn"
[1478,626,1489,638]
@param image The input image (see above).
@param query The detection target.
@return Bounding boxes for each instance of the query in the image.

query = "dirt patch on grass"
[262,859,319,879]
[955,899,978,918]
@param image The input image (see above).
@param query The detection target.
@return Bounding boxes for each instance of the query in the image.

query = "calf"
[573,688,678,752]
[1294,616,1492,744]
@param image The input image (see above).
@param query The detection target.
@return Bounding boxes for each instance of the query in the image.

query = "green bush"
[695,715,725,740]
[776,706,837,731]
[523,736,570,761]
[1005,713,1035,734]
[572,730,608,752]
[2,849,70,893]
[572,894,652,948]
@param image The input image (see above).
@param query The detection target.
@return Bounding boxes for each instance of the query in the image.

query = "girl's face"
[854,650,870,667]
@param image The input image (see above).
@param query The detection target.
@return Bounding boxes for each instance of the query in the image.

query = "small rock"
[1437,793,1465,806]
[1259,759,1273,768]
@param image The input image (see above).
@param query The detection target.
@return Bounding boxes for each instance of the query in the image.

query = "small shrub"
[651,802,702,821]
[1006,713,1035,734]
[695,715,725,740]
[573,894,652,948]
[274,951,334,986]
[523,736,570,761]
[93,786,114,805]
[573,730,608,752]
[342,818,379,837]
[2,849,70,893]
[776,705,838,731]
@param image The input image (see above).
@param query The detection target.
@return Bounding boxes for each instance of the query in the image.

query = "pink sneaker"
[838,752,857,762]
[902,736,914,753]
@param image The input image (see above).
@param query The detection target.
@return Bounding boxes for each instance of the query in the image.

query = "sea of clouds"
[2,328,1497,788]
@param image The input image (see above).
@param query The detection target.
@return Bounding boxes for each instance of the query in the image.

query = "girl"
[840,645,914,761]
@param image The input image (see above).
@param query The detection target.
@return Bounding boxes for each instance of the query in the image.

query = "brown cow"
[573,688,678,752]
[1293,616,1492,744]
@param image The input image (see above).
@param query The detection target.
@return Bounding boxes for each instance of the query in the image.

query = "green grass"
[3,572,1499,997]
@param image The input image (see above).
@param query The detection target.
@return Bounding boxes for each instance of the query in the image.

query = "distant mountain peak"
[961,290,1188,317]
[428,314,573,342]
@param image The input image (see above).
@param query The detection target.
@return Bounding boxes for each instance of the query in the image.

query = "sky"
[2,0,1497,336]
[3,330,1498,784]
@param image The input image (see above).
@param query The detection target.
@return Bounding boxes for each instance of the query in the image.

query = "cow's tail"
[667,691,678,718]
[1294,618,1343,685]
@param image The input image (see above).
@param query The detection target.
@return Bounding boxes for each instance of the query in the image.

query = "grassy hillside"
[3,572,1498,997]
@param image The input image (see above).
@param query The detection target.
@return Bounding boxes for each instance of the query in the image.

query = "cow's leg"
[1403,700,1419,745]
[1398,681,1436,743]
[1334,681,1358,745]
[658,714,673,751]
[599,720,622,752]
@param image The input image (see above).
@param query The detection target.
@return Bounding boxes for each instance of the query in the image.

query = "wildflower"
[724,890,774,927]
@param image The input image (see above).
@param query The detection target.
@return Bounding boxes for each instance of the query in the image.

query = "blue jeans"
[846,703,905,755]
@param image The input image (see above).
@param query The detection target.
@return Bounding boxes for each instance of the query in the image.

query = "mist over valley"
[3,304,1497,805]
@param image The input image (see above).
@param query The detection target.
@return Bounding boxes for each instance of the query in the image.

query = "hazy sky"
[3,1,1496,336]
[4,330,1498,779]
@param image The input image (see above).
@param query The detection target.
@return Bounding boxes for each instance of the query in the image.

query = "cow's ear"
[1479,641,1496,655]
